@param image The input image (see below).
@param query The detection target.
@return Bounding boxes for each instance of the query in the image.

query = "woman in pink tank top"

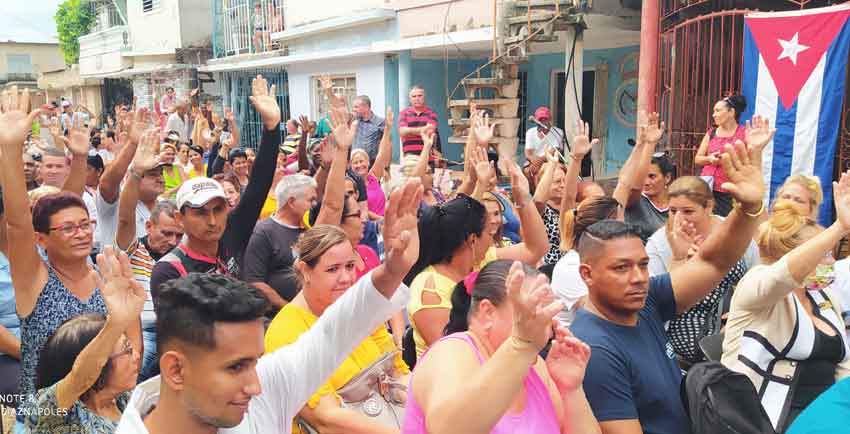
[402,260,600,434]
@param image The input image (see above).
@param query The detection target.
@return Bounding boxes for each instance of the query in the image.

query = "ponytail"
[444,281,473,335]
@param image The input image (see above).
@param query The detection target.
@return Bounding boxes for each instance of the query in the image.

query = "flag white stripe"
[791,54,826,177]
[754,54,779,203]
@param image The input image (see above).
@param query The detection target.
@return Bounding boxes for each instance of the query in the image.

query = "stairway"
[447,0,585,169]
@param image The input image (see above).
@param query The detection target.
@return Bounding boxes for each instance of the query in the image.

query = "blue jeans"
[138,324,159,382]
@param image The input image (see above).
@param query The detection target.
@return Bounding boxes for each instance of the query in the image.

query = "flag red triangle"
[746,8,850,110]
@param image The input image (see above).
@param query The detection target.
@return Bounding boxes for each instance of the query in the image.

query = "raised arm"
[418,262,570,434]
[315,107,355,226]
[744,115,775,170]
[533,154,559,209]
[454,111,481,197]
[410,130,434,180]
[226,75,281,251]
[297,115,312,172]
[495,162,548,265]
[116,129,159,251]
[100,109,149,204]
[613,112,663,208]
[62,117,92,195]
[320,75,347,111]
[670,140,765,313]
[0,87,47,315]
[559,121,598,222]
[225,108,240,150]
[55,248,145,411]
[370,107,393,180]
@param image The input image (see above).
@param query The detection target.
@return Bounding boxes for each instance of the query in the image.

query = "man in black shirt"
[150,75,281,296]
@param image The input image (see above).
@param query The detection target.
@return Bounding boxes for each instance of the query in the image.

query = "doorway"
[554,69,595,177]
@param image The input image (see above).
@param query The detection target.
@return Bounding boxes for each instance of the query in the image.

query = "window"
[142,0,160,13]
[311,75,356,120]
[6,54,33,76]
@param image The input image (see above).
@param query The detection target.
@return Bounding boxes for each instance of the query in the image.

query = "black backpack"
[682,362,776,434]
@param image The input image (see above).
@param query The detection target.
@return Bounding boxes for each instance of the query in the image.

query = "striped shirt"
[126,238,156,325]
[398,106,440,155]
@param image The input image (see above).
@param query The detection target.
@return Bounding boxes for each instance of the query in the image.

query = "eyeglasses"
[109,340,134,359]
[49,220,94,237]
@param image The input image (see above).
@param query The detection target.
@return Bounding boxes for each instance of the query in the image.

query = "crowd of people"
[0,75,847,434]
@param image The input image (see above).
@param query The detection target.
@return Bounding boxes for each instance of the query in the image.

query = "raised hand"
[382,179,424,277]
[571,120,599,159]
[744,115,776,159]
[833,170,850,232]
[318,137,333,167]
[545,325,591,392]
[97,247,147,329]
[473,111,497,146]
[421,128,435,155]
[508,161,531,202]
[637,111,664,144]
[0,86,38,158]
[248,74,281,131]
[319,74,333,92]
[224,107,235,123]
[471,146,496,191]
[211,112,222,128]
[385,106,394,126]
[719,139,766,210]
[132,128,161,173]
[329,106,357,150]
[506,261,564,349]
[669,213,698,261]
[127,107,150,146]
[67,116,92,157]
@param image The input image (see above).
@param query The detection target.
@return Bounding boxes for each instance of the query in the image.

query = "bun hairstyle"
[722,95,748,122]
[444,260,539,335]
[290,225,350,287]
[559,196,621,251]
[756,199,823,262]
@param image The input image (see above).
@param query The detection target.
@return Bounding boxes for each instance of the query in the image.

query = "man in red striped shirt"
[398,85,442,159]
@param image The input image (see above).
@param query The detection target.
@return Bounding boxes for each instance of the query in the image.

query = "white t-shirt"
[645,222,760,277]
[525,126,565,158]
[96,189,150,248]
[82,188,101,252]
[165,113,190,144]
[115,270,410,434]
[551,249,588,327]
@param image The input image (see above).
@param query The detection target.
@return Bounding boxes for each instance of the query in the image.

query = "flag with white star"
[741,3,850,226]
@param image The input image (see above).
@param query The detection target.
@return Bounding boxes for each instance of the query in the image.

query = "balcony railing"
[213,0,285,58]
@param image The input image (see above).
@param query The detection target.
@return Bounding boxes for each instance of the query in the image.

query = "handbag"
[297,351,407,433]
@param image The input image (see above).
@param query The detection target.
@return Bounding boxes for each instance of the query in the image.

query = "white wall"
[128,0,182,54]
[179,0,213,47]
[284,0,387,28]
[286,54,386,120]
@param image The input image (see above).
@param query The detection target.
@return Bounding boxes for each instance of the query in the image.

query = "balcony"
[79,25,131,76]
[213,0,285,59]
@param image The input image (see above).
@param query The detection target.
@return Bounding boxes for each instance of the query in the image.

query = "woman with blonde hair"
[773,174,824,219]
[645,176,759,363]
[721,172,850,433]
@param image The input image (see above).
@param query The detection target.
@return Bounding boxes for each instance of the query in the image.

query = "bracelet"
[514,193,533,209]
[569,153,582,162]
[733,199,765,218]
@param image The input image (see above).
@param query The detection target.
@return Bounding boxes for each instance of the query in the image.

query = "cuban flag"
[741,4,850,225]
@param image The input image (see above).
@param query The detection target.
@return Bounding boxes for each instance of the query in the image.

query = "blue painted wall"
[522,45,640,176]
[384,55,401,162]
[408,45,640,170]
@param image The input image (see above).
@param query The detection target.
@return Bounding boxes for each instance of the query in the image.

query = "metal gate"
[657,1,850,178]
[220,68,290,150]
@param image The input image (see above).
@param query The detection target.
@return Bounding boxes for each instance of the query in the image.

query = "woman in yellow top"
[405,139,549,361]
[159,142,187,199]
[186,143,207,178]
[265,224,410,434]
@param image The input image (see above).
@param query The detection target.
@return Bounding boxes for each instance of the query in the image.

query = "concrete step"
[514,0,576,8]
[462,78,520,99]
[449,98,519,119]
[503,34,560,45]
[448,135,519,146]
[449,117,521,137]
[505,11,560,25]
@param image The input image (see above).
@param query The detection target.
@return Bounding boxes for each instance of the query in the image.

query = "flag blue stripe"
[741,24,759,123]
[814,20,850,225]
[770,99,797,203]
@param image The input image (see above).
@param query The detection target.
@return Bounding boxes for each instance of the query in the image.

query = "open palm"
[638,111,664,144]
[249,75,280,131]
[571,120,598,158]
[473,111,496,146]
[545,325,591,392]
[0,87,38,158]
[383,179,423,276]
[67,118,92,156]
[720,139,765,206]
[97,248,146,328]
[833,170,850,231]
[745,115,776,157]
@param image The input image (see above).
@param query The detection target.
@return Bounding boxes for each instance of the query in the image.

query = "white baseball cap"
[61,100,72,107]
[176,177,227,210]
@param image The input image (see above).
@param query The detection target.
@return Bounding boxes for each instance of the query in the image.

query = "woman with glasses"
[0,88,128,433]
[26,248,143,434]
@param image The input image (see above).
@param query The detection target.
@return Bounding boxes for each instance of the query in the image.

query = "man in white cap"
[60,100,74,134]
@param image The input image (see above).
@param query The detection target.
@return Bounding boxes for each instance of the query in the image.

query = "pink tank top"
[401,332,561,434]
[699,125,746,192]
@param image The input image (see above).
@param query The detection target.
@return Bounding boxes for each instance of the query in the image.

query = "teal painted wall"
[409,45,639,171]
[384,55,401,162]
[522,45,640,176]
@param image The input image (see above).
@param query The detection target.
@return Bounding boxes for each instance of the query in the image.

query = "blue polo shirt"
[570,273,691,434]
[787,377,850,434]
